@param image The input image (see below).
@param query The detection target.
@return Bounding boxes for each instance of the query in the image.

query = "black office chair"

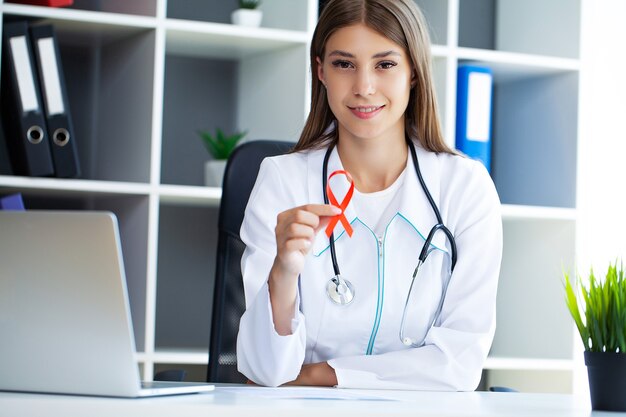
[207,139,295,383]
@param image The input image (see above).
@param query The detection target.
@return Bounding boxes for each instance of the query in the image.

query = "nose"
[353,68,376,96]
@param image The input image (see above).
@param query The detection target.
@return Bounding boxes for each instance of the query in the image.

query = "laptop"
[0,210,215,397]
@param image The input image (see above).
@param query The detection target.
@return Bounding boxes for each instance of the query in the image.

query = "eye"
[331,60,354,69]
[377,61,397,70]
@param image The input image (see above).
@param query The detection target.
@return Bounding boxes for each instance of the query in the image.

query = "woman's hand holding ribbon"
[269,204,341,335]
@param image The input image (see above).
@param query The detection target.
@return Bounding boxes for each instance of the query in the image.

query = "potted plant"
[231,0,263,27]
[198,128,247,187]
[564,261,626,411]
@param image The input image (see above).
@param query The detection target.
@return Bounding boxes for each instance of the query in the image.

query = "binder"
[30,24,81,178]
[455,64,493,172]
[0,193,25,210]
[0,117,14,175]
[0,21,55,177]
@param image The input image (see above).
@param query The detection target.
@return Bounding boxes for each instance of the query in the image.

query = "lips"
[348,105,384,120]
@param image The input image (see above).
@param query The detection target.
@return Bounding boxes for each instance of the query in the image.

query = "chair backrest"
[207,139,295,383]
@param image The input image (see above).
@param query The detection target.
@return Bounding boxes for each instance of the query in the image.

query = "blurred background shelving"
[0,0,584,393]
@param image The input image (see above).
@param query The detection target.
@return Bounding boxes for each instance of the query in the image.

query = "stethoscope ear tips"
[402,337,413,346]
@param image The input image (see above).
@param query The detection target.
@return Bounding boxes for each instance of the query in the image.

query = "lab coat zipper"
[366,232,385,355]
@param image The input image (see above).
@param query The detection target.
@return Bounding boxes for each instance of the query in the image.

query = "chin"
[344,126,388,142]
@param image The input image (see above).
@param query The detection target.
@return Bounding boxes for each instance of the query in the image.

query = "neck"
[336,127,408,193]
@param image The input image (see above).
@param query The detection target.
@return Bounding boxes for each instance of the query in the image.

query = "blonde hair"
[294,0,453,154]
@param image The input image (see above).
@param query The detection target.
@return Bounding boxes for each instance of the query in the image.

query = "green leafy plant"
[239,0,261,9]
[564,261,626,353]
[198,128,246,160]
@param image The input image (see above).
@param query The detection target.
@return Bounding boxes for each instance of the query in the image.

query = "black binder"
[0,21,54,177]
[0,117,14,175]
[30,24,80,178]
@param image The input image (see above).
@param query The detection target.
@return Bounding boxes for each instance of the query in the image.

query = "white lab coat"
[236,140,503,390]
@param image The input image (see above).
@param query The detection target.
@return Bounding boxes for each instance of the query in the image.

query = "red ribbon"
[325,170,354,238]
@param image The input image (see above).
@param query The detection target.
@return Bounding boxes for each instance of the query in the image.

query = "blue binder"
[456,65,493,171]
[0,193,25,210]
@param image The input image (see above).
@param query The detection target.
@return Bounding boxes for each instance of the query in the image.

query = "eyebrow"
[327,50,401,59]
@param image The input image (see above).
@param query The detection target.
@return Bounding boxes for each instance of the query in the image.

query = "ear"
[410,70,417,87]
[316,56,326,86]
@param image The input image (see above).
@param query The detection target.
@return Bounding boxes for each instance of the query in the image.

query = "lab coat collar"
[309,139,449,257]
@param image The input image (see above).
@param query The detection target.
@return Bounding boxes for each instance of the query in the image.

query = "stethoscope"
[322,140,458,347]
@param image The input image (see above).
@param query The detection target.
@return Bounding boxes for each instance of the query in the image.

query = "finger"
[287,205,340,229]
[283,223,315,240]
[314,215,334,233]
[283,238,313,254]
[302,204,342,218]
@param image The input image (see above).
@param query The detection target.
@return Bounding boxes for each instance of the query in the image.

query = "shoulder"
[252,147,324,202]
[261,148,315,172]
[435,149,484,180]
[259,147,326,182]
[425,147,501,217]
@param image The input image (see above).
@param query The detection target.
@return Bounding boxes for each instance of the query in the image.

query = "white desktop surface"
[0,384,608,417]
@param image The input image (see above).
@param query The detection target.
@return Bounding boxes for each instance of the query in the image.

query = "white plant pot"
[205,160,227,187]
[231,8,263,27]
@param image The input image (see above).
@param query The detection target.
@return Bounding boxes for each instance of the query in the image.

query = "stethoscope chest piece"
[326,275,355,305]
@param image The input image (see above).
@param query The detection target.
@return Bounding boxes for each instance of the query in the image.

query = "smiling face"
[317,23,413,145]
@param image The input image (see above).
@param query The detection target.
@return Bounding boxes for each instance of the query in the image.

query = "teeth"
[355,106,380,113]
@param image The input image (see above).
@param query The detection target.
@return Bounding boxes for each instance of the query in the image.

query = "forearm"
[237,281,307,387]
[268,261,299,335]
[285,362,338,387]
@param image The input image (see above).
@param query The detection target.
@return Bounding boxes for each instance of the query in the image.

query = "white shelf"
[430,44,450,58]
[165,19,308,60]
[457,47,579,82]
[158,184,222,206]
[0,3,158,28]
[137,348,209,365]
[501,204,577,221]
[0,176,151,196]
[485,357,575,371]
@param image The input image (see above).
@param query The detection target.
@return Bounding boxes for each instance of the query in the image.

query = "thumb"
[315,207,341,233]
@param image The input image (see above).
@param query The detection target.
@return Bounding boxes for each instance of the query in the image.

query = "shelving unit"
[0,0,314,382]
[0,0,583,392]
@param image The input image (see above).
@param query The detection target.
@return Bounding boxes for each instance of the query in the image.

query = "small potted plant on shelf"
[198,128,247,187]
[564,261,626,412]
[231,0,263,28]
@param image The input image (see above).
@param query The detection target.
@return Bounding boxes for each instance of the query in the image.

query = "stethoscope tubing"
[322,142,342,279]
[322,139,457,274]
[407,140,457,270]
[322,139,458,347]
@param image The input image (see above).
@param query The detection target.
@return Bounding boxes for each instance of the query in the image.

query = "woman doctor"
[236,0,502,390]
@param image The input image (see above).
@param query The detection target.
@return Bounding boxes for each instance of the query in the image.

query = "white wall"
[575,0,626,397]
[578,0,626,275]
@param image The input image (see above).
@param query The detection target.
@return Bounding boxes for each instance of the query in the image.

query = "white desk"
[0,384,608,417]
